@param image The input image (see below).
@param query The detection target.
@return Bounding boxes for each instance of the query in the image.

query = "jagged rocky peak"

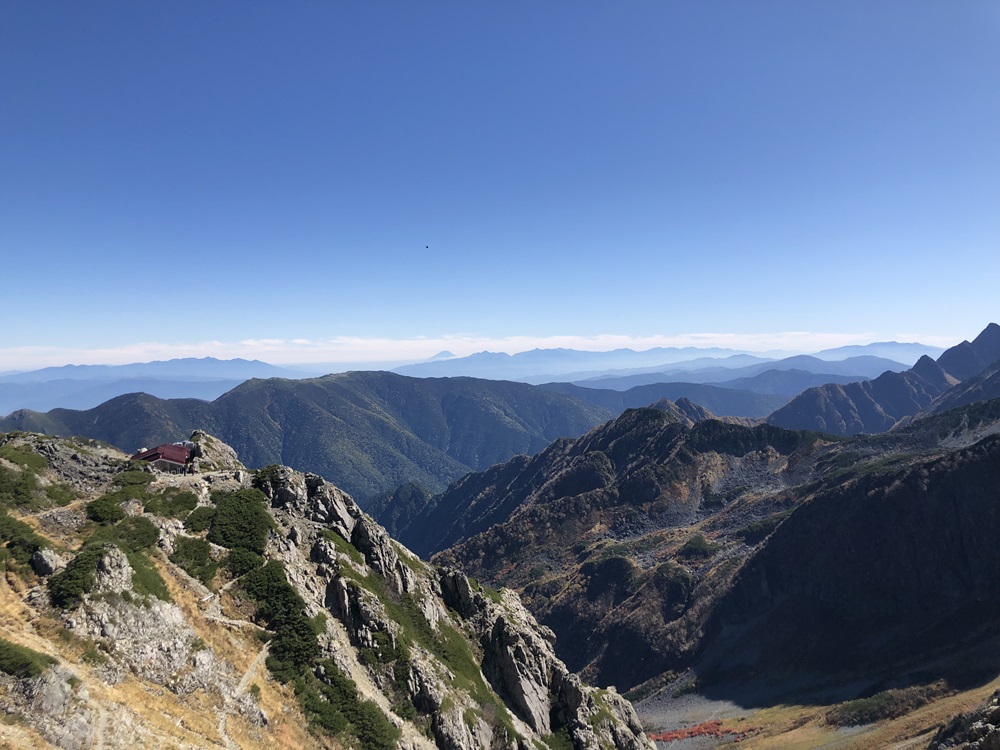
[189,429,244,472]
[648,396,715,425]
[0,429,651,750]
[258,465,653,750]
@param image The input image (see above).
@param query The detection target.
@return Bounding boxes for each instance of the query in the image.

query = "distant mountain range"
[812,341,945,361]
[395,341,940,382]
[0,343,942,417]
[539,381,786,417]
[0,372,610,503]
[574,354,907,390]
[769,323,1000,435]
[394,347,769,381]
[0,357,306,383]
[0,357,307,415]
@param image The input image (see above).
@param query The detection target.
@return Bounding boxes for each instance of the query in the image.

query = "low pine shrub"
[144,487,199,519]
[206,489,273,554]
[85,495,126,524]
[91,516,159,553]
[225,548,263,577]
[0,509,47,564]
[49,547,104,608]
[184,506,216,533]
[170,536,217,585]
[0,637,56,678]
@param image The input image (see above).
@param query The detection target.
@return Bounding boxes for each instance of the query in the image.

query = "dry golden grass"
[727,673,1000,750]
[153,553,323,749]
[0,717,52,750]
[0,542,327,749]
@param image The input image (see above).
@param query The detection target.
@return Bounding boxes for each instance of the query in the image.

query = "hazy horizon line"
[0,331,961,372]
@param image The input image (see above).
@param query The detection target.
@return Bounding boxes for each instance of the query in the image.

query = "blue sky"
[2,2,998,368]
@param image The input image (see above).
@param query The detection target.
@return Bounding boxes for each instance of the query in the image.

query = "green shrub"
[144,487,199,519]
[737,510,794,545]
[677,533,720,559]
[206,489,273,554]
[85,495,126,524]
[268,616,321,682]
[541,727,575,750]
[91,516,159,553]
[127,551,171,602]
[113,470,155,487]
[296,674,349,735]
[0,636,56,678]
[170,536,217,585]
[44,482,76,506]
[0,444,48,471]
[184,506,216,533]
[49,547,104,608]
[226,548,263,577]
[241,561,318,680]
[295,665,400,749]
[0,464,42,508]
[826,683,946,726]
[0,509,47,564]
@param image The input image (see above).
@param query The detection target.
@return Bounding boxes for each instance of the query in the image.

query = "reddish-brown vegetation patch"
[648,719,758,743]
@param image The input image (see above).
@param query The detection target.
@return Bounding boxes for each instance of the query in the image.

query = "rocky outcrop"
[932,690,1000,749]
[31,547,67,576]
[62,546,241,699]
[256,463,653,750]
[190,429,244,471]
[91,545,133,595]
[256,466,360,539]
[439,570,650,749]
[0,665,95,750]
[1,430,651,750]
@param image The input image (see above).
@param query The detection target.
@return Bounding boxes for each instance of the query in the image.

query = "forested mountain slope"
[0,372,611,504]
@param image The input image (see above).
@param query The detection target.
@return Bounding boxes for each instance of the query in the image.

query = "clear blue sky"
[2,2,998,368]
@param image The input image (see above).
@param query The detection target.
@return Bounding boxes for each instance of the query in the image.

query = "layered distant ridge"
[768,323,1000,435]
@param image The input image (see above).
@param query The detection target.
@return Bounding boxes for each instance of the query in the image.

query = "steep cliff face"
[424,410,829,689]
[413,396,1000,705]
[0,431,651,750]
[700,433,1000,683]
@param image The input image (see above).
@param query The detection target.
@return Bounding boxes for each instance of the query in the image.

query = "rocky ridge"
[0,430,651,750]
[397,392,1000,724]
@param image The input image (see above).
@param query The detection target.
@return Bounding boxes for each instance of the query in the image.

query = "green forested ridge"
[0,372,611,503]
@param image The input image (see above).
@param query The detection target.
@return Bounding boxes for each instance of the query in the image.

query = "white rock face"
[92,546,134,594]
[258,464,655,750]
[0,666,95,750]
[31,547,67,576]
[190,430,245,471]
